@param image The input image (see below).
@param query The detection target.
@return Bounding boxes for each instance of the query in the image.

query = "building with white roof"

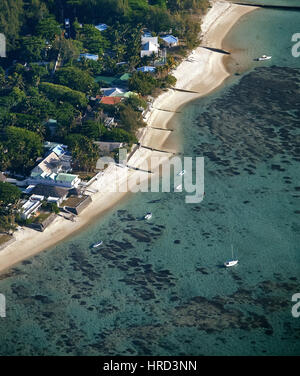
[141,36,159,58]
[29,151,80,188]
[31,152,61,176]
[20,195,44,220]
[101,87,125,97]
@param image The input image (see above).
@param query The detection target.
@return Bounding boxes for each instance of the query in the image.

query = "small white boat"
[175,184,182,191]
[224,245,238,267]
[224,260,239,267]
[92,241,103,248]
[177,170,186,176]
[257,55,272,61]
[144,212,152,220]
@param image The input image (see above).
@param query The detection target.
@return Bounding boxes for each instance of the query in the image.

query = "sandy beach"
[0,1,257,274]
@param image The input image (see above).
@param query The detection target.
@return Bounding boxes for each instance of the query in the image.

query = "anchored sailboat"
[224,244,238,267]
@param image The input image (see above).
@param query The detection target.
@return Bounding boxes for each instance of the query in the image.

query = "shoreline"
[0,1,257,274]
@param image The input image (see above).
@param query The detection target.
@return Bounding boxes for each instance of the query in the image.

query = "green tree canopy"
[119,103,145,133]
[18,36,46,62]
[0,181,21,206]
[1,126,43,173]
[65,133,98,171]
[55,66,96,93]
[10,113,46,137]
[79,120,106,140]
[101,127,137,145]
[13,91,56,120]
[128,72,157,96]
[0,0,24,52]
[39,82,88,108]
[79,24,109,55]
[52,37,82,64]
[36,16,61,41]
[124,95,147,111]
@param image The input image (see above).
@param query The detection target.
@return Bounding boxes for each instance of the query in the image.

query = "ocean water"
[234,0,299,6]
[0,3,300,355]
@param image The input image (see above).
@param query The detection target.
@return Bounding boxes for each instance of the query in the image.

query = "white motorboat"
[175,184,182,191]
[257,55,272,61]
[144,212,152,220]
[224,245,238,267]
[92,241,103,248]
[177,170,186,176]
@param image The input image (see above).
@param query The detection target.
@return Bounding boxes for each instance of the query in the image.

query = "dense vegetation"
[1,0,209,167]
[1,0,209,56]
[0,0,209,230]
[0,181,21,232]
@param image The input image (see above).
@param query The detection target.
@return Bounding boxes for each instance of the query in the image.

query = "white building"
[21,195,44,220]
[141,36,159,58]
[29,151,81,188]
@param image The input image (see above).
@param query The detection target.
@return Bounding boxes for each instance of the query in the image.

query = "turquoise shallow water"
[235,0,299,5]
[0,2,300,355]
[224,1,300,76]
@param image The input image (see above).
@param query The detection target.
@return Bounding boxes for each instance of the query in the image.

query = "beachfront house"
[55,173,80,188]
[63,195,92,215]
[20,196,58,231]
[20,195,44,220]
[29,184,69,206]
[160,35,178,47]
[28,152,81,188]
[141,36,159,58]
[28,171,81,189]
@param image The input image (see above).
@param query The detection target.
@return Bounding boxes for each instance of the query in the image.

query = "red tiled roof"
[100,96,122,105]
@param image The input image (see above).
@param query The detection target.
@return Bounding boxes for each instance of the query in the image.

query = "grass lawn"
[33,212,52,223]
